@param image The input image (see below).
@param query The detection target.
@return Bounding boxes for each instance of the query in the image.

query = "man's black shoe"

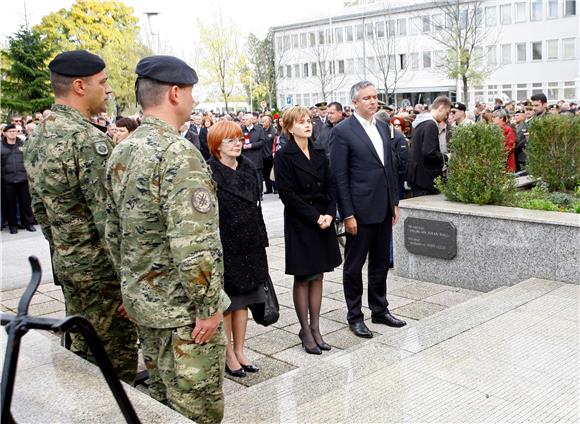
[9,227,18,234]
[349,321,373,338]
[371,311,407,328]
[25,225,37,232]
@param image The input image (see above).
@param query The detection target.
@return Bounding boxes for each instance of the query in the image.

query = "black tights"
[293,274,325,350]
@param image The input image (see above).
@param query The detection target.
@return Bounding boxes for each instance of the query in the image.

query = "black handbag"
[249,276,280,326]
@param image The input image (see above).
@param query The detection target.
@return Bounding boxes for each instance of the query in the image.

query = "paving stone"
[2,292,54,310]
[223,378,246,395]
[0,287,27,301]
[423,290,480,307]
[323,327,377,350]
[228,356,296,388]
[273,344,342,368]
[364,316,418,335]
[43,289,65,303]
[321,280,343,295]
[283,316,346,336]
[389,281,449,300]
[27,300,65,316]
[244,319,277,339]
[269,306,299,329]
[245,328,299,355]
[321,305,371,324]
[391,300,447,320]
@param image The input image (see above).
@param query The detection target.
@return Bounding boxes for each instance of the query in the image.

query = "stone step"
[223,278,568,423]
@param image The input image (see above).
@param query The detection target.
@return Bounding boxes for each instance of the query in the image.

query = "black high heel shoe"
[240,363,259,373]
[225,364,246,378]
[311,329,332,351]
[299,330,322,355]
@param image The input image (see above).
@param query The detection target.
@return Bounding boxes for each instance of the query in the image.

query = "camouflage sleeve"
[104,162,121,275]
[160,141,226,319]
[29,185,53,246]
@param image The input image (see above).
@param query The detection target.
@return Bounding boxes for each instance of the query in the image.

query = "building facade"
[272,0,579,108]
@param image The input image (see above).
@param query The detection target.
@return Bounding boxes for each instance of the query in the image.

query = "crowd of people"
[2,46,577,424]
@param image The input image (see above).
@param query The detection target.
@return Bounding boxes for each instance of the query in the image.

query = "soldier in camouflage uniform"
[104,55,229,424]
[23,50,138,384]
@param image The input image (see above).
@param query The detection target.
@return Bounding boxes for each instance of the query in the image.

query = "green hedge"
[436,123,515,205]
[526,115,580,191]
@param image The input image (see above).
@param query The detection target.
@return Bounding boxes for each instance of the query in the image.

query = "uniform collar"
[141,116,178,134]
[51,104,93,124]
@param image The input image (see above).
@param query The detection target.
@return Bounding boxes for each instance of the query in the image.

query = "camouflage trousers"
[138,324,226,424]
[61,281,138,384]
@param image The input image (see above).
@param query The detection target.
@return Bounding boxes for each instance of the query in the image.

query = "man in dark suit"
[330,81,406,339]
[241,113,266,193]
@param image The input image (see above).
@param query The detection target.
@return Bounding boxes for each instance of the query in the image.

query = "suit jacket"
[330,115,399,225]
[182,126,201,151]
[241,125,266,169]
[198,127,210,160]
[406,117,445,191]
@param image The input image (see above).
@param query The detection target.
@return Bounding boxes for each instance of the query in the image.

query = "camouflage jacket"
[23,104,120,296]
[105,116,229,328]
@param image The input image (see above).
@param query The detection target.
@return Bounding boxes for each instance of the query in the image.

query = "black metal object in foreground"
[0,256,140,424]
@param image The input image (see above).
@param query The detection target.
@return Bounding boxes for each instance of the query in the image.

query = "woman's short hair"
[115,117,138,132]
[281,106,310,138]
[207,120,243,159]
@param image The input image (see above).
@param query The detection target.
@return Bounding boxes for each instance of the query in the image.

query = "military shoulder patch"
[192,187,212,213]
[94,142,109,156]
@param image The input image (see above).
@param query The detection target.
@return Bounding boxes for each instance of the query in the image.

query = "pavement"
[1,194,579,422]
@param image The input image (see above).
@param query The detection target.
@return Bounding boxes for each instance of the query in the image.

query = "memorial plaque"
[404,217,457,260]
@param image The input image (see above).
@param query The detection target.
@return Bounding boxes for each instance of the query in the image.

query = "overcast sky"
[3,0,348,60]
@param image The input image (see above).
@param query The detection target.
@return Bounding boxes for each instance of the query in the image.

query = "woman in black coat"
[208,121,269,378]
[274,106,342,355]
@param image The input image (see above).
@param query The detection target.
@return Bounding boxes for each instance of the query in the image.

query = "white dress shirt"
[353,111,384,165]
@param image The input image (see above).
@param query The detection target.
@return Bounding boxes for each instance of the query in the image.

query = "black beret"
[48,50,106,77]
[135,55,198,86]
[452,102,467,111]
[3,124,16,131]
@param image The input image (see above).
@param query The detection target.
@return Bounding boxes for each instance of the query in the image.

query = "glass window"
[460,9,468,28]
[432,14,443,29]
[300,33,307,48]
[309,32,316,47]
[562,37,576,58]
[283,36,290,50]
[303,63,309,77]
[303,93,310,106]
[292,34,299,49]
[423,52,432,68]
[502,84,513,102]
[278,66,284,78]
[516,42,527,62]
[410,52,419,69]
[335,27,344,43]
[367,57,375,72]
[376,21,385,38]
[357,58,365,74]
[422,15,431,32]
[346,59,354,74]
[356,24,364,40]
[532,82,543,95]
[515,2,527,21]
[500,4,512,24]
[532,41,543,60]
[346,26,354,42]
[409,17,421,35]
[548,0,559,17]
[563,81,576,99]
[397,18,407,35]
[311,62,317,77]
[547,82,559,100]
[516,83,528,100]
[318,31,325,45]
[295,94,302,106]
[276,37,283,51]
[286,65,292,78]
[530,0,543,21]
[501,44,512,64]
[326,29,332,44]
[366,23,374,39]
[546,39,558,59]
[399,53,407,70]
[485,6,497,25]
[565,0,576,15]
[338,60,345,74]
[487,45,497,65]
[387,19,396,36]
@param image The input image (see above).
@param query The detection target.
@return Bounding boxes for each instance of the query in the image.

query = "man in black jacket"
[241,113,266,193]
[406,96,452,197]
[315,101,344,160]
[260,115,277,194]
[1,124,36,233]
[330,81,406,339]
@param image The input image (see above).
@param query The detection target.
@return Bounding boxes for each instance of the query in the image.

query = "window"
[460,9,469,28]
[346,59,354,74]
[487,45,497,65]
[548,0,559,17]
[303,94,310,106]
[516,83,528,100]
[283,36,290,50]
[338,60,345,74]
[423,52,432,68]
[367,57,375,72]
[515,2,527,21]
[356,24,364,40]
[291,34,299,49]
[309,32,316,47]
[326,29,332,44]
[410,52,419,69]
[346,26,354,42]
[502,84,513,101]
[474,85,484,101]
[530,0,543,21]
[432,14,443,29]
[278,66,284,78]
[311,62,317,77]
[276,37,283,51]
[387,19,395,36]
[435,50,445,67]
[487,85,498,102]
[397,18,407,35]
[318,31,325,45]
[295,94,302,106]
[532,82,543,95]
[357,58,365,74]
[399,53,407,70]
[422,15,431,32]
[286,65,292,78]
[335,27,344,43]
[500,4,512,24]
[516,42,527,62]
[547,82,559,100]
[366,23,374,39]
[546,39,558,59]
[532,41,543,60]
[485,6,497,26]
[303,63,309,77]
[409,17,421,35]
[501,44,511,64]
[328,61,334,75]
[565,0,576,15]
[376,21,385,38]
[563,81,576,99]
[562,38,576,58]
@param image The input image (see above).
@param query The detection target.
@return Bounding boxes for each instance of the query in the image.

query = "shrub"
[526,115,580,191]
[436,123,515,205]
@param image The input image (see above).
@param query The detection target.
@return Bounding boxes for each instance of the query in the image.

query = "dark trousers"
[2,181,34,227]
[343,217,391,324]
[262,156,275,193]
[410,183,438,198]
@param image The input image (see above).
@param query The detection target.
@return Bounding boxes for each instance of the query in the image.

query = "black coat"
[182,126,201,151]
[262,125,276,159]
[209,156,269,295]
[1,139,28,184]
[330,116,400,225]
[274,138,342,276]
[406,118,445,191]
[199,127,210,160]
[241,125,266,169]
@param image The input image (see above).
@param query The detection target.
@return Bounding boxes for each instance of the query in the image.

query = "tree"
[1,27,54,115]
[197,11,245,112]
[428,0,498,103]
[34,0,151,114]
[247,32,277,110]
[307,31,346,102]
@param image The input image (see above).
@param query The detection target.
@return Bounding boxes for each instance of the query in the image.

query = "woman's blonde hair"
[281,106,310,137]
